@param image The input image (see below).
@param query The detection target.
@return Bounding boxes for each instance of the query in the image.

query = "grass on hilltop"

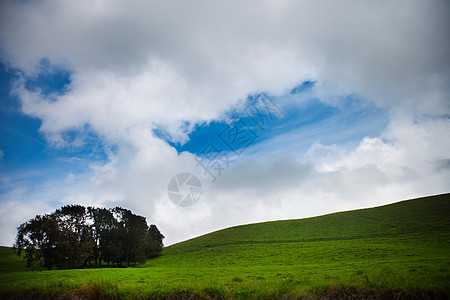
[0,193,449,299]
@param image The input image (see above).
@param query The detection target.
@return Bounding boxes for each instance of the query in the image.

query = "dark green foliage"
[146,224,165,257]
[88,207,116,265]
[13,205,164,270]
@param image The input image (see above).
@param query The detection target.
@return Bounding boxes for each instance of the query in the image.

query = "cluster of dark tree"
[14,205,164,270]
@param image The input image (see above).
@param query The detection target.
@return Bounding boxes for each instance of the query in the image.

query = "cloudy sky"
[0,0,449,246]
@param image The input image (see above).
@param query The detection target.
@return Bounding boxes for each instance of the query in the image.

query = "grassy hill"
[1,193,449,299]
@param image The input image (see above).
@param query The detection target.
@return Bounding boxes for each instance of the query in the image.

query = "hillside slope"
[1,193,449,299]
[142,193,450,265]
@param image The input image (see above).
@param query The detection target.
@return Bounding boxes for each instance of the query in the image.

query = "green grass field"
[1,194,449,299]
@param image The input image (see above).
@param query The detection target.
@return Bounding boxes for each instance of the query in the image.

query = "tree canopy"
[14,205,164,270]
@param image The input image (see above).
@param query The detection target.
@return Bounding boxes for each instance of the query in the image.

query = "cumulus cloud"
[0,0,449,245]
[2,0,448,123]
[0,201,53,246]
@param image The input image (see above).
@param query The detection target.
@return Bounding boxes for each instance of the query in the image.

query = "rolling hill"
[1,193,449,299]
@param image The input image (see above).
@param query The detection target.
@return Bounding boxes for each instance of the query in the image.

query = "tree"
[14,205,164,269]
[146,224,165,257]
[14,214,80,270]
[88,207,117,265]
[54,205,94,267]
[54,205,86,233]
[112,207,150,266]
[14,214,58,269]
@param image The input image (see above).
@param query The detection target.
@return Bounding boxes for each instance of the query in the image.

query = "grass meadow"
[0,193,449,299]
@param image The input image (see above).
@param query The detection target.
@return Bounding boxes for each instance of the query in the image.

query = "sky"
[0,0,449,246]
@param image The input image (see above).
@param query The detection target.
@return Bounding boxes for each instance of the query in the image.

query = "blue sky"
[0,0,448,246]
[0,62,108,202]
[1,65,389,199]
[162,83,388,159]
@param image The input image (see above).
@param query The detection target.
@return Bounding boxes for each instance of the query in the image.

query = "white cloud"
[0,0,448,245]
[2,0,448,124]
[0,201,53,246]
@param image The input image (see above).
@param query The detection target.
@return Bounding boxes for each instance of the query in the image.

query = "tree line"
[14,205,164,270]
